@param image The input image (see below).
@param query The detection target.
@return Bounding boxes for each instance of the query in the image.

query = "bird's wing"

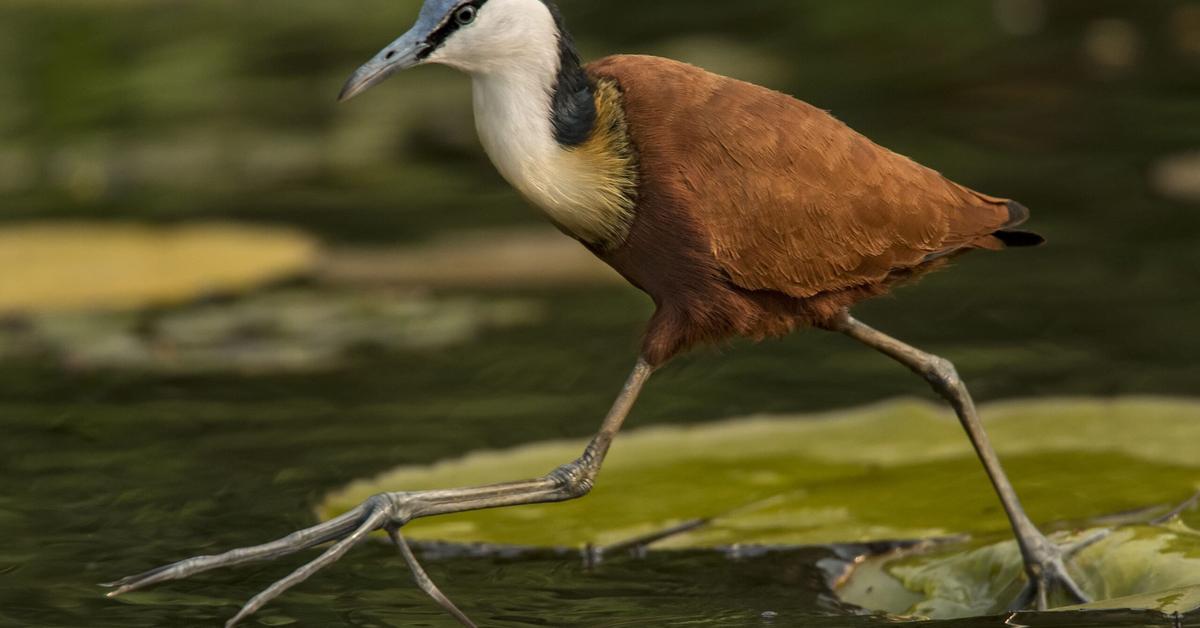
[589,55,1020,299]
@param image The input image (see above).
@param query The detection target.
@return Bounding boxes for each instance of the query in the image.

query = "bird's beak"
[338,30,428,102]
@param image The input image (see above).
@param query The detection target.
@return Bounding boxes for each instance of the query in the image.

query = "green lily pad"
[0,289,542,373]
[840,524,1200,619]
[319,397,1200,620]
[1070,585,1200,615]
[320,398,1200,549]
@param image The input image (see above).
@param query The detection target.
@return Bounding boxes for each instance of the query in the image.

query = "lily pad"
[0,222,317,314]
[841,524,1200,619]
[321,398,1200,548]
[0,289,542,373]
[320,398,1200,620]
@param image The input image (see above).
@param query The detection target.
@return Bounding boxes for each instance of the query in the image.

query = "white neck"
[472,58,635,245]
[427,0,630,244]
[470,46,562,214]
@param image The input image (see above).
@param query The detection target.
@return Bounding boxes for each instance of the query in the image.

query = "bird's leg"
[833,312,1091,610]
[106,358,656,627]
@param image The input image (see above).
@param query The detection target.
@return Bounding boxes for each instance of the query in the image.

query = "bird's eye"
[455,5,477,26]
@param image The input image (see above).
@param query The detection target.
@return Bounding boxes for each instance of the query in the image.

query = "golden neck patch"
[553,78,639,248]
[556,76,638,248]
[473,73,639,249]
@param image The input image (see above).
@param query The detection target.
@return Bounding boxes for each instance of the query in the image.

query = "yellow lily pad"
[320,398,1200,548]
[319,397,1200,620]
[0,222,318,314]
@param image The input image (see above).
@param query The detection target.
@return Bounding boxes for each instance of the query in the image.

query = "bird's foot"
[1008,529,1108,611]
[103,493,477,628]
[1009,490,1200,612]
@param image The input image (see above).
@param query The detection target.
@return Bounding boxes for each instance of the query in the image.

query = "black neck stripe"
[421,0,597,147]
[542,0,597,146]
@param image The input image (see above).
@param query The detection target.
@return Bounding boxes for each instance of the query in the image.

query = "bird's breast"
[473,75,638,249]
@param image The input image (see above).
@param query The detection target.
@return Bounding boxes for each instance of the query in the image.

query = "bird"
[105,0,1092,625]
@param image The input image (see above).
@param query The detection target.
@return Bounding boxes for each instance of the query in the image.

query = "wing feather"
[590,55,1015,299]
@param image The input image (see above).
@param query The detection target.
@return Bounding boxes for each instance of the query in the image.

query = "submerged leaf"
[0,288,542,373]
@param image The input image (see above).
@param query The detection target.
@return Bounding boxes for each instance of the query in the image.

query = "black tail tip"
[1005,200,1032,228]
[994,229,1046,247]
[998,200,1044,247]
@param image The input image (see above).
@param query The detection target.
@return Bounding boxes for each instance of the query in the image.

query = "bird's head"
[339,0,560,102]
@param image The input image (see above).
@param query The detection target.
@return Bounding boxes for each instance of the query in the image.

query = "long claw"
[1018,488,1200,614]
[104,505,370,597]
[105,359,653,627]
[1152,491,1200,526]
[1009,534,1093,611]
[1063,529,1110,560]
[1008,579,1037,612]
[1018,505,1200,611]
[1036,579,1049,611]
[1058,566,1091,605]
[226,508,390,628]
[387,527,478,628]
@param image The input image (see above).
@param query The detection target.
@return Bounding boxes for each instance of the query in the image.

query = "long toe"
[1010,535,1094,611]
[103,504,374,597]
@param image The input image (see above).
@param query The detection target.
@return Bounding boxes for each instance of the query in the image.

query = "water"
[2,1,1199,626]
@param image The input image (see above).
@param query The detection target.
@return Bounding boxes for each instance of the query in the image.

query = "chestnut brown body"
[587,55,1036,365]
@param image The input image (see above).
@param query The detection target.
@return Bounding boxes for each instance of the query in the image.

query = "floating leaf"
[320,398,1200,549]
[320,398,1200,621]
[0,289,542,373]
[1068,585,1200,615]
[841,525,1200,619]
[0,222,317,314]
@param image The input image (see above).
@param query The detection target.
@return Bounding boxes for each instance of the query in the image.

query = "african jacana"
[108,1,1091,625]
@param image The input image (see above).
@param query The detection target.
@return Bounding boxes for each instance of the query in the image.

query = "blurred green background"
[2,0,1199,626]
